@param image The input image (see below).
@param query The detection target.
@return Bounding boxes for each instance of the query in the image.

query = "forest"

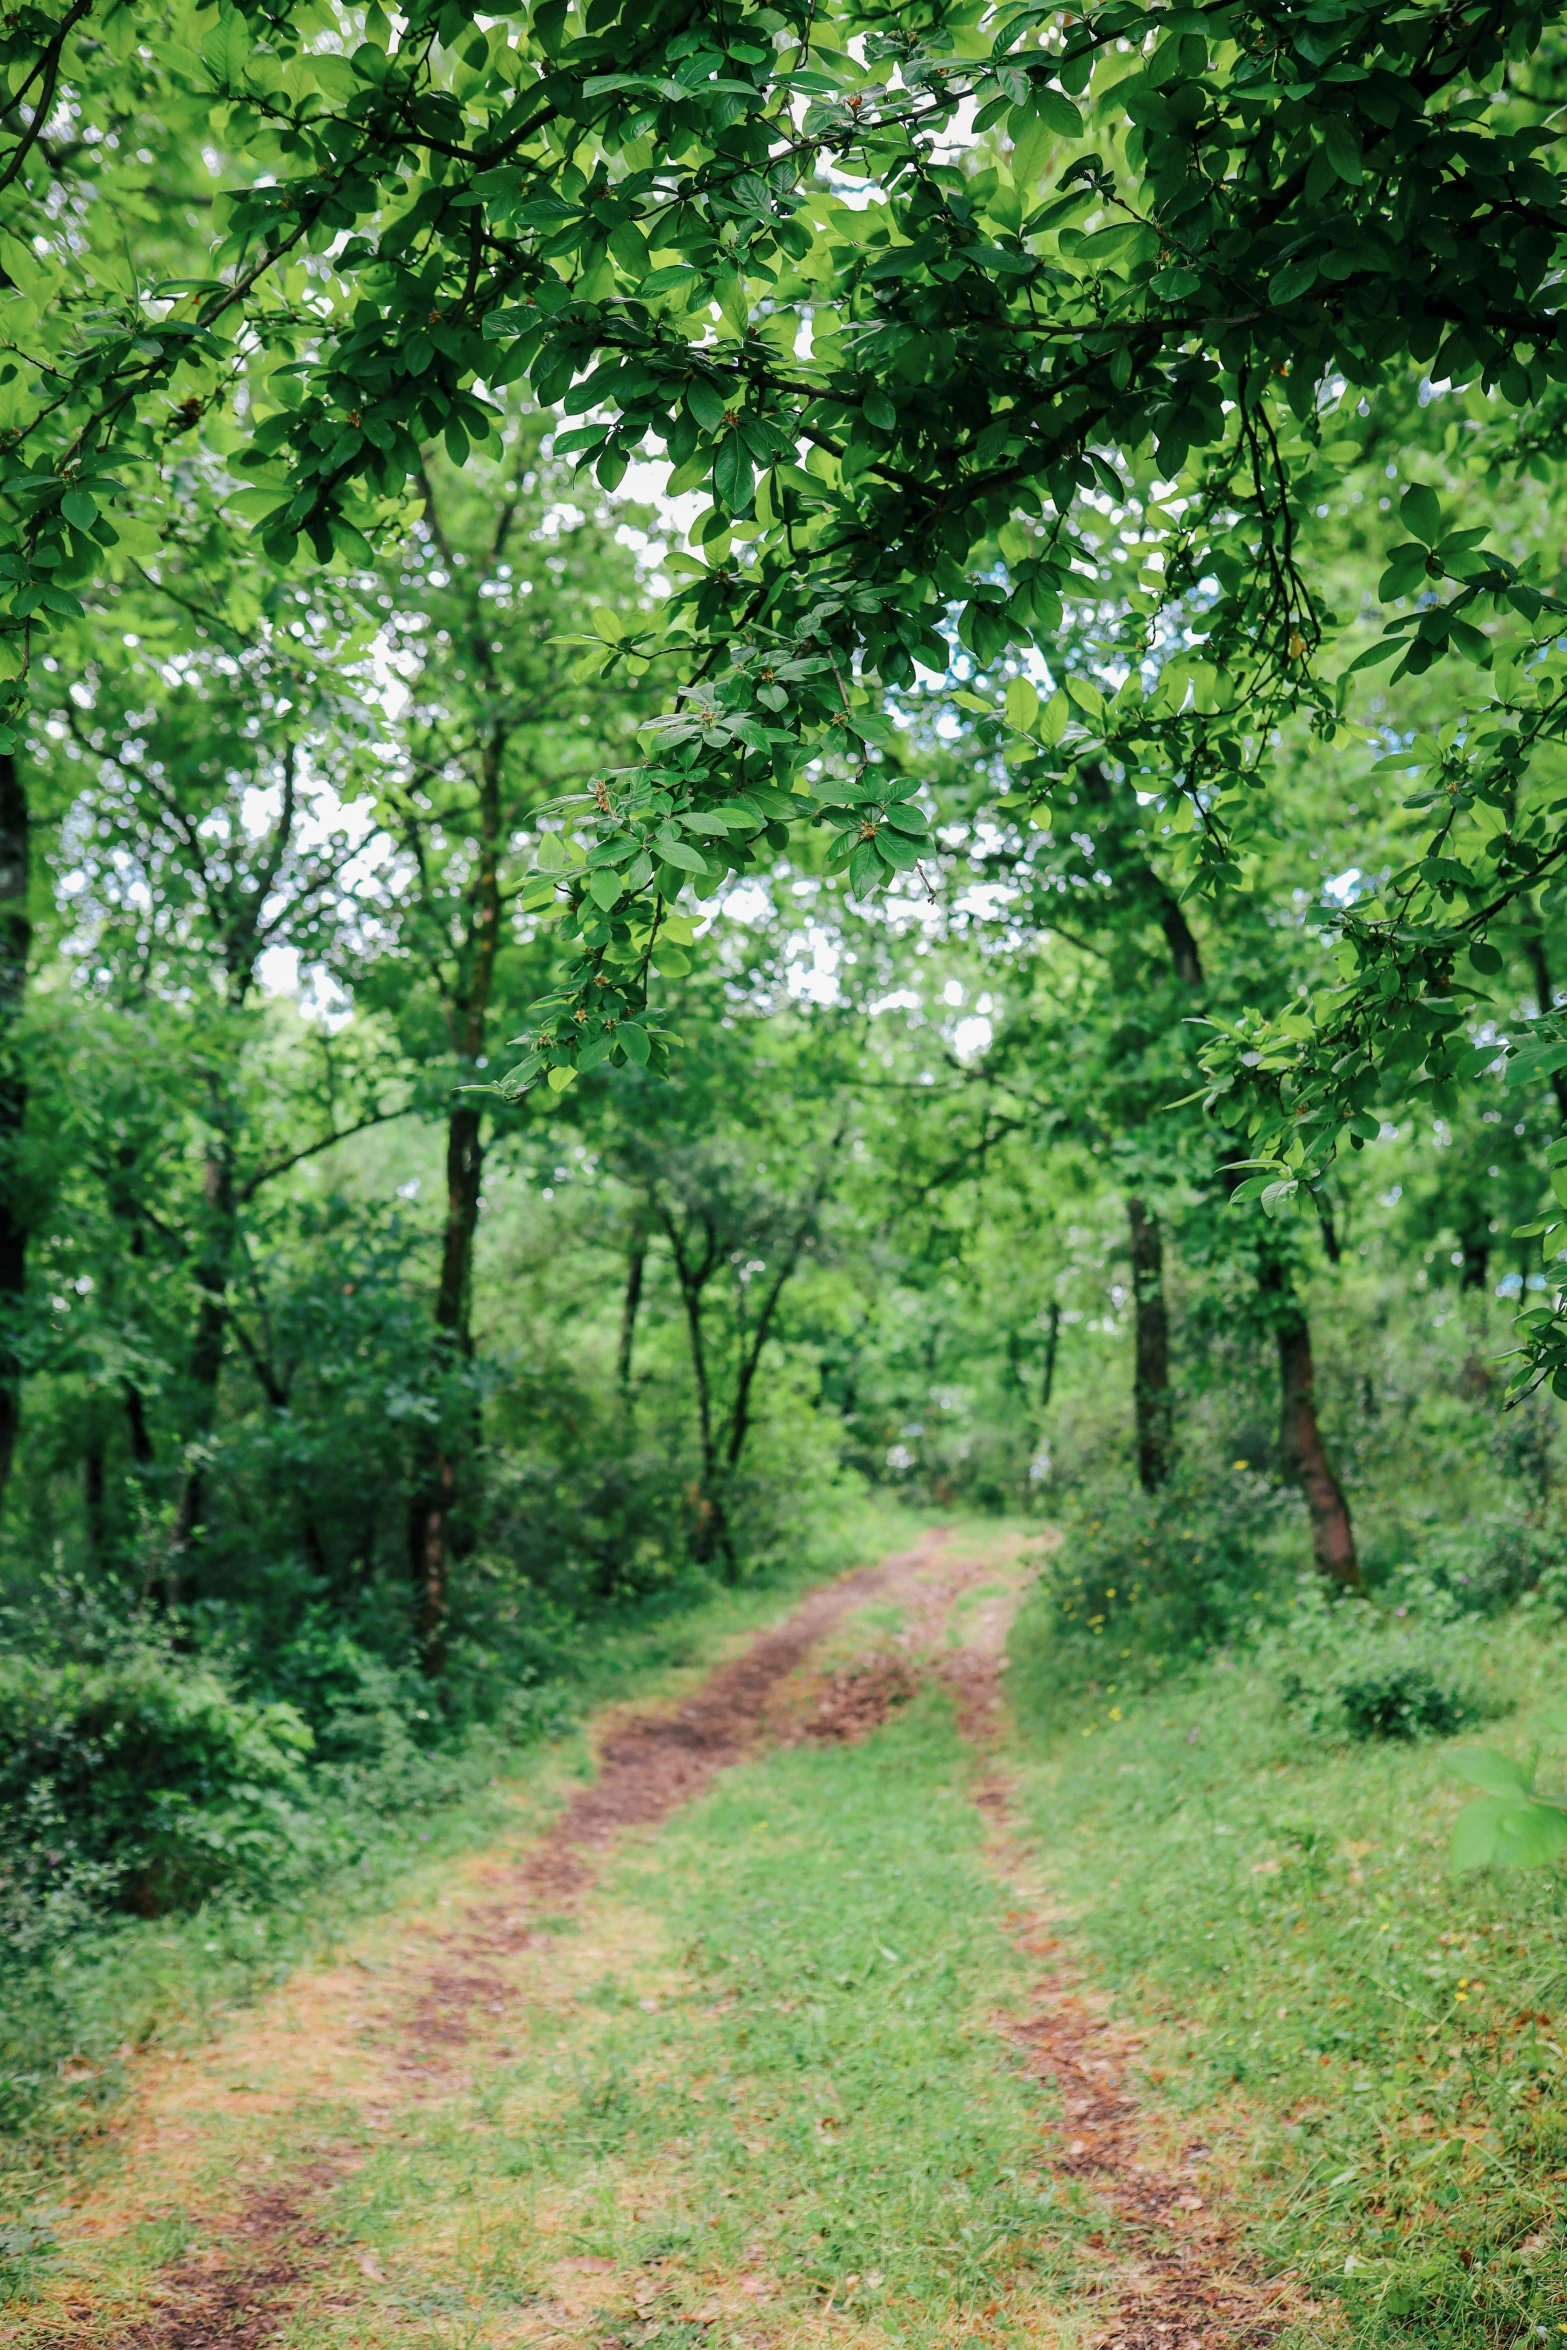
[1,1,1567,2346]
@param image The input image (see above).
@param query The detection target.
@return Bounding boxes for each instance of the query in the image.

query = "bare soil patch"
[784,1651,923,1745]
[45,2165,348,2350]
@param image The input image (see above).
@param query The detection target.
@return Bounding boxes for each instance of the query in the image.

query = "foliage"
[0,0,1559,1375]
[1019,1465,1295,1690]
[1262,1580,1489,1745]
[0,1642,314,1921]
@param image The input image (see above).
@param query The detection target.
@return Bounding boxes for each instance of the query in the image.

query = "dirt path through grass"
[8,1530,1296,2350]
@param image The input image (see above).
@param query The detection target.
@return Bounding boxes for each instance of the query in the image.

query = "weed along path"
[11,1531,1294,2350]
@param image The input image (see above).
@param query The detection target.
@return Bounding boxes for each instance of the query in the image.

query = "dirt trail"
[18,1530,1295,2350]
[886,1557,1294,2350]
[24,1533,951,2348]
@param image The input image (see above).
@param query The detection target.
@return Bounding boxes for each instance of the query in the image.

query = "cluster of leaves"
[2,0,1567,1387]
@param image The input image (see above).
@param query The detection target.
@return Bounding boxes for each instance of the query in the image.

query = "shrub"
[0,1646,313,1920]
[1410,1506,1567,1617]
[1262,1579,1488,1743]
[1019,1465,1295,1695]
[254,1613,425,1763]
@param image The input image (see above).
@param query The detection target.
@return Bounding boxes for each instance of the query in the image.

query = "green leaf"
[1446,1749,1533,1799]
[202,11,253,83]
[1032,88,1083,138]
[61,489,98,531]
[713,430,753,512]
[587,867,624,910]
[1321,119,1362,185]
[848,838,886,893]
[1452,1795,1567,1872]
[1004,676,1040,732]
[686,379,728,433]
[656,836,709,874]
[619,1021,651,1065]
[1400,484,1443,548]
[546,1065,578,1092]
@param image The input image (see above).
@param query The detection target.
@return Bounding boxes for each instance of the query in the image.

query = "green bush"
[0,1647,314,1922]
[1261,1578,1489,1743]
[1404,1504,1567,1617]
[1017,1465,1294,1698]
[255,1612,426,1762]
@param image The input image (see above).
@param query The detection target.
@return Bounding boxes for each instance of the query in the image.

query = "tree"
[347,424,656,1662]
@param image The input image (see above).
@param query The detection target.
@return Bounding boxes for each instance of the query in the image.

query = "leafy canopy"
[4,0,1567,1375]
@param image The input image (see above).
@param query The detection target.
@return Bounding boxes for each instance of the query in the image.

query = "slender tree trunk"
[722,1143,841,1484]
[1127,1196,1173,1492]
[124,1381,154,1466]
[617,1232,647,1437]
[1257,1245,1361,1588]
[108,1148,155,1470]
[406,695,505,1672]
[0,752,28,1501]
[1460,1227,1490,1291]
[409,1100,485,1672]
[1039,1300,1061,1409]
[656,1211,734,1576]
[84,1433,106,1559]
[172,1097,237,1565]
[679,1266,733,1571]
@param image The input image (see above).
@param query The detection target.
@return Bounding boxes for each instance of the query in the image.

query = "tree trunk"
[408,1100,485,1672]
[172,1096,237,1565]
[1460,1227,1490,1291]
[617,1231,647,1436]
[1039,1300,1061,1409]
[722,1143,841,1485]
[679,1260,733,1573]
[1259,1247,1361,1588]
[85,1433,106,1559]
[124,1380,154,1466]
[404,680,505,1673]
[0,752,28,1501]
[1127,1196,1173,1492]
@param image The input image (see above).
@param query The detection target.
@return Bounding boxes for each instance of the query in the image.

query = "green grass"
[294,1687,1103,2349]
[0,1495,931,2200]
[1009,1583,1567,2348]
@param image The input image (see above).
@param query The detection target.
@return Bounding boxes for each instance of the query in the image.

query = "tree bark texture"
[1127,1196,1173,1492]
[408,1100,485,1672]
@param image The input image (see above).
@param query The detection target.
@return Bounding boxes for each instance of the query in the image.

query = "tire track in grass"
[904,1561,1302,2350]
[19,1533,952,2349]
